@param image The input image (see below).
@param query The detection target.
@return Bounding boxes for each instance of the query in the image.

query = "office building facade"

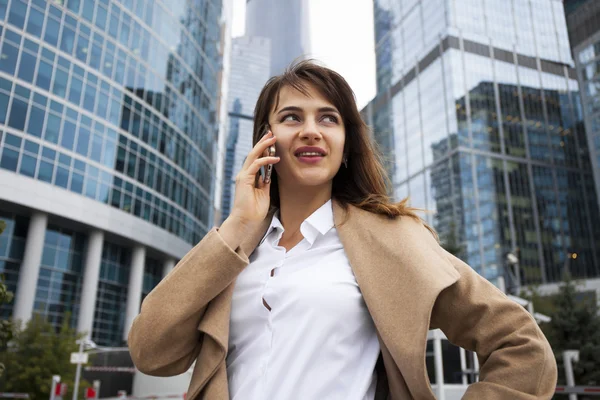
[245,0,310,76]
[564,0,600,215]
[0,0,223,347]
[363,0,600,291]
[220,35,270,221]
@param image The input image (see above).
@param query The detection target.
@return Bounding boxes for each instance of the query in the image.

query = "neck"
[277,182,332,234]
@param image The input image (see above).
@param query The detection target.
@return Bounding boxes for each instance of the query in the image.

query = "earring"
[343,157,348,168]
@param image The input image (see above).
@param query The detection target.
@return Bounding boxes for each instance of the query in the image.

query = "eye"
[322,114,339,124]
[281,114,300,123]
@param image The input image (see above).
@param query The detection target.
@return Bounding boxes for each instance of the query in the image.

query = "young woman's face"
[268,83,346,189]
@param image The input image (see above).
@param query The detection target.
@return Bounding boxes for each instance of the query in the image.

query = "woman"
[128,61,557,399]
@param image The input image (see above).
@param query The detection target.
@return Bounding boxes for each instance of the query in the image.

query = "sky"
[231,0,377,109]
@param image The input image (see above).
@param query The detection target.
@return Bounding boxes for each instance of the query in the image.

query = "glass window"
[36,61,53,91]
[0,41,18,75]
[0,147,19,171]
[26,6,44,37]
[108,9,119,38]
[19,154,37,177]
[27,106,45,138]
[17,51,36,82]
[44,114,61,144]
[68,76,83,105]
[76,127,90,156]
[38,160,54,183]
[83,84,96,112]
[66,0,81,14]
[52,69,69,98]
[0,0,6,20]
[95,4,107,30]
[0,92,9,124]
[60,26,76,54]
[82,0,94,22]
[44,17,60,47]
[55,166,69,188]
[8,98,28,130]
[7,0,27,29]
[75,34,89,63]
[70,172,84,194]
[61,120,76,150]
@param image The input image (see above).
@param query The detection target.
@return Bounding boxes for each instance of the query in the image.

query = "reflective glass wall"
[365,0,600,286]
[0,0,223,246]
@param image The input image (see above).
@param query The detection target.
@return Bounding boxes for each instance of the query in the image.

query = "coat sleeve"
[429,251,557,400]
[128,228,249,376]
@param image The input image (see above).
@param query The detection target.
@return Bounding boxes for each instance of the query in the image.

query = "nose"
[299,119,322,141]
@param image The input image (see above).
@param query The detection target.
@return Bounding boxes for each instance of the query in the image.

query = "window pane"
[83,84,96,112]
[70,172,83,193]
[17,51,36,82]
[52,69,69,98]
[19,154,37,177]
[36,61,52,91]
[8,98,28,130]
[38,160,54,182]
[26,7,44,37]
[0,148,19,171]
[60,26,76,54]
[68,76,82,105]
[0,42,19,75]
[44,18,60,47]
[44,114,61,144]
[0,92,8,124]
[75,35,89,63]
[61,120,76,150]
[82,0,94,22]
[76,127,90,156]
[27,106,45,137]
[66,0,81,14]
[55,166,69,188]
[8,0,27,29]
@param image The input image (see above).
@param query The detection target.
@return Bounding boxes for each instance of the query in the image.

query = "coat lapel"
[189,213,275,399]
[332,201,459,399]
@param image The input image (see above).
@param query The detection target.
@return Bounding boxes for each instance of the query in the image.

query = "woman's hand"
[219,131,279,248]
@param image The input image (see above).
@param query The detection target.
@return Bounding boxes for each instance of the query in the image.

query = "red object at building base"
[55,383,67,395]
[85,388,97,399]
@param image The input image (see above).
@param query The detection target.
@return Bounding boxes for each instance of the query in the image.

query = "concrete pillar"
[162,259,175,278]
[77,230,104,337]
[13,212,48,324]
[124,245,145,341]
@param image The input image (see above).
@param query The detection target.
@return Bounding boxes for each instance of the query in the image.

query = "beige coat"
[128,200,557,399]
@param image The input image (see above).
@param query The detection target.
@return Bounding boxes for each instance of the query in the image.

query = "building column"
[124,245,145,342]
[13,212,48,324]
[77,230,104,337]
[162,259,175,278]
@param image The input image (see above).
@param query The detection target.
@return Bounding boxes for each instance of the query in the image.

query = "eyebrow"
[276,106,340,115]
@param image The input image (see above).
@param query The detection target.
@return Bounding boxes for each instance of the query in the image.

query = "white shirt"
[227,200,380,400]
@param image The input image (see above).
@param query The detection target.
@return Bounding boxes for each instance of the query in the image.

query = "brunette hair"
[252,60,431,232]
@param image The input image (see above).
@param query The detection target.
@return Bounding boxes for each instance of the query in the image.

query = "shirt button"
[270,268,275,277]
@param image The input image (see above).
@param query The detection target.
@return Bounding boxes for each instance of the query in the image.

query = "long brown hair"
[252,60,431,232]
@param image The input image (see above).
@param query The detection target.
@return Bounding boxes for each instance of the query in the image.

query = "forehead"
[273,83,337,112]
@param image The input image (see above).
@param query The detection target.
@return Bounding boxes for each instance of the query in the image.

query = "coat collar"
[191,199,460,399]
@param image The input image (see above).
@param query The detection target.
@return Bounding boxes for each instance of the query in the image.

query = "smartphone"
[263,144,276,184]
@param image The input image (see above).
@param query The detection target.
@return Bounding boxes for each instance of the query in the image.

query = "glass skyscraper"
[245,0,310,76]
[0,0,223,347]
[363,0,600,289]
[565,0,600,218]
[221,35,270,221]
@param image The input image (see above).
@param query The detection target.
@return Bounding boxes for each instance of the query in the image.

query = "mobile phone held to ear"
[263,144,276,184]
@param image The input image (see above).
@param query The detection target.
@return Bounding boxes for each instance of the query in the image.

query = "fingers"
[242,131,276,171]
[246,156,280,178]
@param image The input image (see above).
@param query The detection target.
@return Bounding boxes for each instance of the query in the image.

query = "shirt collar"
[258,200,334,247]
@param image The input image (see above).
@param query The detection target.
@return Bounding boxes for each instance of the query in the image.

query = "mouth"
[294,146,327,164]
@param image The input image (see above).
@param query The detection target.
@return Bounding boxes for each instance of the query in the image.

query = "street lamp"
[73,337,96,400]
[505,251,520,295]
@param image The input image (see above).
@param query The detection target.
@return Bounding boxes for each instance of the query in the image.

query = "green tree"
[0,219,14,377]
[0,313,91,399]
[546,276,600,386]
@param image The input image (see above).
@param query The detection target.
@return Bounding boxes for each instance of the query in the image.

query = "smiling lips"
[294,146,327,164]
